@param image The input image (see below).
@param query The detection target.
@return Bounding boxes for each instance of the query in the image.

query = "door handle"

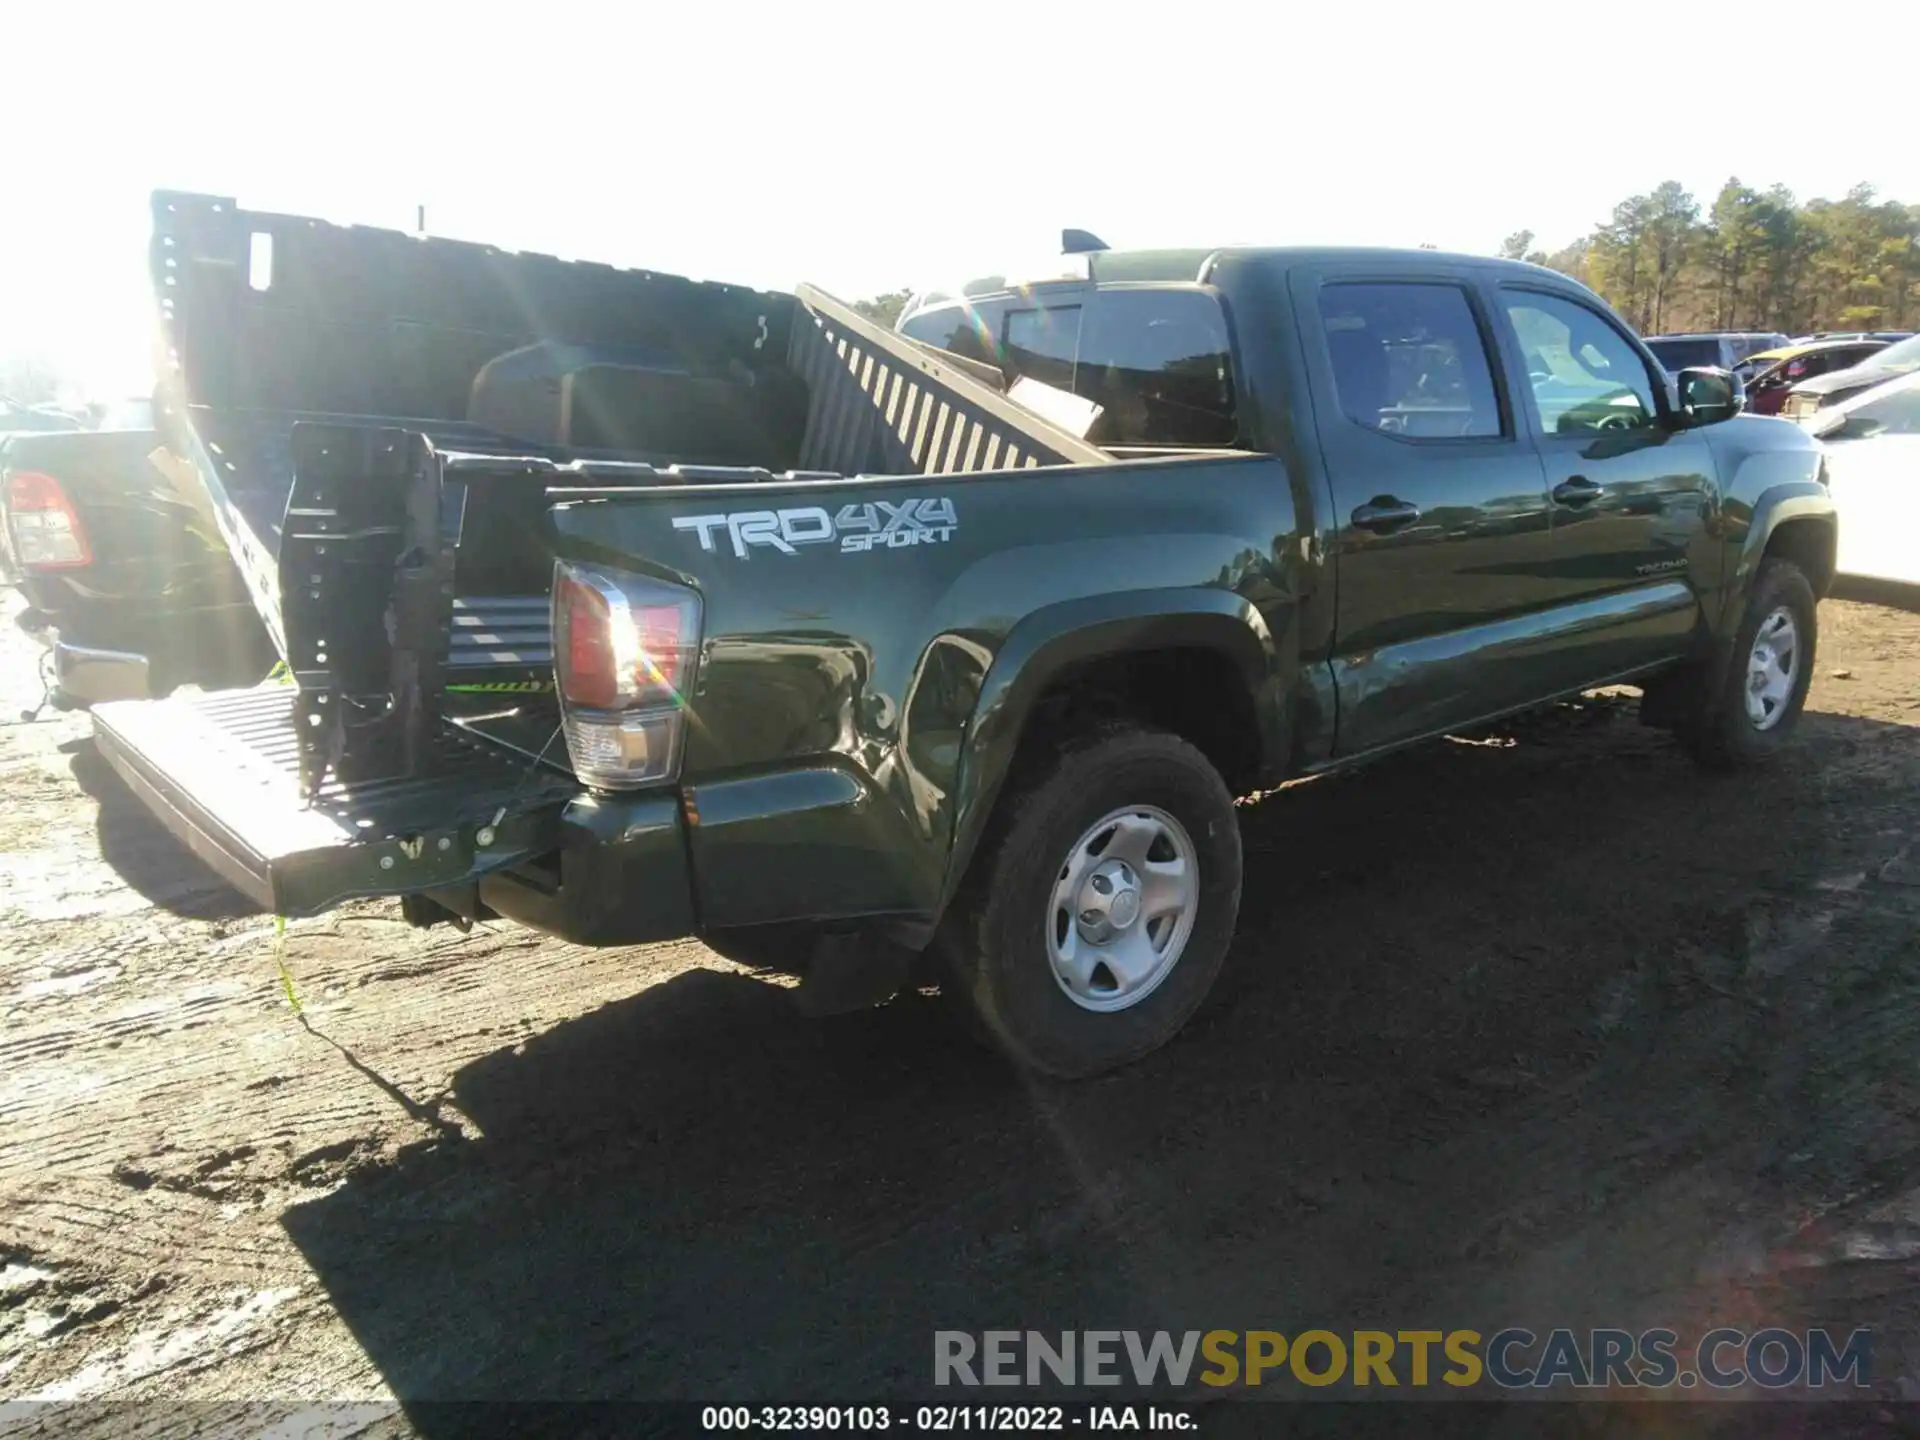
[1351,497,1422,532]
[1553,475,1604,506]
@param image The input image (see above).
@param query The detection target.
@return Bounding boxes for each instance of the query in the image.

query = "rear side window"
[905,290,1239,447]
[1317,282,1503,439]
[1002,305,1084,395]
[1009,292,1238,447]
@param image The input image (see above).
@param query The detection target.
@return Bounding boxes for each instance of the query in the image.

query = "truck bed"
[150,190,1107,801]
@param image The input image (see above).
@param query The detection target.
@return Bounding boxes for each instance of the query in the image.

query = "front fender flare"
[937,588,1285,917]
[1720,480,1835,640]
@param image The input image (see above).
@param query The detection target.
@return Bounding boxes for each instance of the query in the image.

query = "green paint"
[540,249,1833,938]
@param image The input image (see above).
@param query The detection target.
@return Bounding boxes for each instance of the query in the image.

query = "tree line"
[855,180,1918,343]
[1505,179,1920,337]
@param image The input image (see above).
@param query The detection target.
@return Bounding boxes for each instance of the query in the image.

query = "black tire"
[1679,557,1818,771]
[938,726,1243,1078]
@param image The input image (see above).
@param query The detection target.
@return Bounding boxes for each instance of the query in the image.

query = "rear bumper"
[37,595,271,705]
[53,639,151,707]
[87,690,913,949]
[475,793,697,945]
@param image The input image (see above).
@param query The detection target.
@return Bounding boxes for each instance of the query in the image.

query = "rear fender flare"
[938,588,1284,916]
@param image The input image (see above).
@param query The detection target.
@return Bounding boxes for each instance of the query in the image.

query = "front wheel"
[1679,557,1818,770]
[939,727,1243,1078]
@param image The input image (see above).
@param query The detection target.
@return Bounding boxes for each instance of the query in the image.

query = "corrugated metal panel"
[789,285,1112,477]
[447,595,552,669]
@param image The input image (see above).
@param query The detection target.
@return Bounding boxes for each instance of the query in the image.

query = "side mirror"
[1673,366,1743,427]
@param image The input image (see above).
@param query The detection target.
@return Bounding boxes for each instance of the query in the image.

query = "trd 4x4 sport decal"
[673,499,958,558]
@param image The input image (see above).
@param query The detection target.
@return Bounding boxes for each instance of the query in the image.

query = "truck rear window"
[901,290,1238,448]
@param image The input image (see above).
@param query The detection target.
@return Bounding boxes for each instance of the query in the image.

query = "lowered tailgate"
[92,687,579,916]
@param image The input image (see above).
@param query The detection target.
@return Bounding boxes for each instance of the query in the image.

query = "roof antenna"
[1062,229,1108,255]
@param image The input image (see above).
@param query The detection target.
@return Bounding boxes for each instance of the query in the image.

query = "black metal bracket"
[282,424,456,798]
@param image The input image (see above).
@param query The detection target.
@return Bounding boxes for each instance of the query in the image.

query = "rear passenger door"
[1291,268,1554,756]
[1490,288,1719,684]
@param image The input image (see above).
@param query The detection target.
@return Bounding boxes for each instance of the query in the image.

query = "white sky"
[6,0,1916,398]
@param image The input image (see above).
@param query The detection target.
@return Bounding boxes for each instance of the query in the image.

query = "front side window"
[1503,292,1659,436]
[1317,282,1503,439]
[1746,357,1798,398]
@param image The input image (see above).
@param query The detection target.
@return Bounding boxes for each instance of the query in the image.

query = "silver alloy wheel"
[1744,606,1800,730]
[1046,805,1199,1013]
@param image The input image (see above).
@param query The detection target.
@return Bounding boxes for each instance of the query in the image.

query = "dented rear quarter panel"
[546,452,1308,923]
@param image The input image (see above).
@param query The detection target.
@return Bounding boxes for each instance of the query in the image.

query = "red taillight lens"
[558,575,617,708]
[629,605,687,693]
[4,470,92,570]
[556,573,693,709]
[552,562,702,791]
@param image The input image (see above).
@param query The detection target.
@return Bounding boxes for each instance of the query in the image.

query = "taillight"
[4,470,92,570]
[557,575,618,708]
[552,561,702,790]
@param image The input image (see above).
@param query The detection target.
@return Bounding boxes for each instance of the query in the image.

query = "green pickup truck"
[94,194,1835,1077]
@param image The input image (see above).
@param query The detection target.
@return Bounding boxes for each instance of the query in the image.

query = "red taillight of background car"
[3,470,92,569]
[551,562,702,790]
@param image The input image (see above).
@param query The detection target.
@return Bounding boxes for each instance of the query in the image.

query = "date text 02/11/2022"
[699,1405,1193,1431]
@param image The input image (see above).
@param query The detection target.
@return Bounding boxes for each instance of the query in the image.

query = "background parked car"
[1643,331,1789,373]
[1806,371,1920,586]
[1740,338,1892,415]
[0,399,269,706]
[1789,331,1914,345]
[1782,333,1920,421]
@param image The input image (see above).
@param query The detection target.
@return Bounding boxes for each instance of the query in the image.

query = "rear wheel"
[1679,557,1817,770]
[939,727,1242,1078]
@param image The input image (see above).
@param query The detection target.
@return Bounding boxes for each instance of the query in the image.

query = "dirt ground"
[4,584,1920,1434]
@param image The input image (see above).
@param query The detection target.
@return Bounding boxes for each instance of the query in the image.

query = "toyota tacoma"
[90,193,1836,1077]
